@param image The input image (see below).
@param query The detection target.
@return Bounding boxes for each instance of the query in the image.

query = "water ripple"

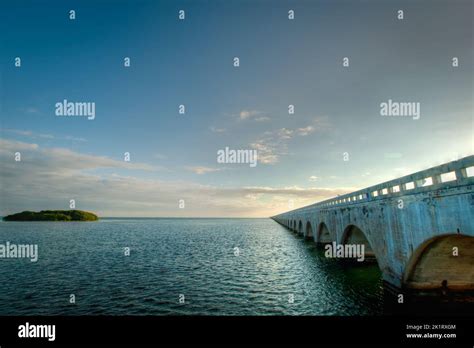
[0,219,383,315]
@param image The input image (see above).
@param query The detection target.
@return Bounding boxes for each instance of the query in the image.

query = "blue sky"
[1,0,473,217]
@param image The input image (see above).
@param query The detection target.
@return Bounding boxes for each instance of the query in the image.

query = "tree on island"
[2,210,99,221]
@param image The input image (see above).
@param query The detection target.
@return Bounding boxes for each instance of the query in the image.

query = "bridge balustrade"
[274,156,474,217]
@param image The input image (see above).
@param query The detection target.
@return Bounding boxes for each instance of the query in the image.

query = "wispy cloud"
[250,139,282,164]
[6,129,33,136]
[5,129,53,139]
[153,153,168,160]
[185,166,222,175]
[3,129,86,142]
[249,116,331,164]
[210,126,227,133]
[0,139,159,172]
[296,126,315,136]
[64,135,86,142]
[239,110,260,120]
[19,107,40,114]
[238,109,269,121]
[0,139,39,152]
[242,185,351,198]
[39,133,55,139]
[275,128,293,140]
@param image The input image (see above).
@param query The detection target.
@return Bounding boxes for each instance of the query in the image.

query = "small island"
[2,210,99,221]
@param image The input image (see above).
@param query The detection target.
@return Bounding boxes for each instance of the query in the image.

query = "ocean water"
[0,218,383,315]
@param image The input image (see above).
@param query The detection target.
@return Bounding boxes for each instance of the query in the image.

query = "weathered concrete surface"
[405,235,474,290]
[271,156,474,291]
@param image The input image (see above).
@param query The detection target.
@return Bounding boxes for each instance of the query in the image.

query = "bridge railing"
[275,155,474,217]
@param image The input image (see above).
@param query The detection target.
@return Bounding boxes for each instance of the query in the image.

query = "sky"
[0,0,473,217]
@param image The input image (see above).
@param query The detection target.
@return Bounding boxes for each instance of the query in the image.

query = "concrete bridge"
[271,156,474,293]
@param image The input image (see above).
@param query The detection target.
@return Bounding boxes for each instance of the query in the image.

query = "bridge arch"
[403,234,474,291]
[305,221,314,240]
[316,222,333,244]
[340,224,377,264]
[298,220,303,235]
